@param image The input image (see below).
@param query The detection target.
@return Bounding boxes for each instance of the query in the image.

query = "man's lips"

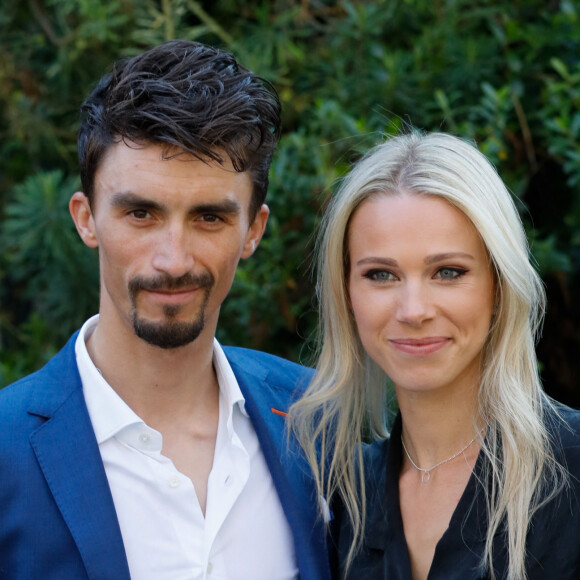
[389,337,451,355]
[142,287,201,304]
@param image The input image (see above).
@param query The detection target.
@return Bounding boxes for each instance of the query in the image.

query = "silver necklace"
[401,431,481,483]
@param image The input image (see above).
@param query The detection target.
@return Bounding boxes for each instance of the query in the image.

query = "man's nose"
[151,226,195,278]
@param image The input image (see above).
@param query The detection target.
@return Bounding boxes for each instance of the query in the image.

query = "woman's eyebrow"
[354,257,398,267]
[424,252,475,265]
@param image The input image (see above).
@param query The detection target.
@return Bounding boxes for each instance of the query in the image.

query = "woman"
[291,132,580,579]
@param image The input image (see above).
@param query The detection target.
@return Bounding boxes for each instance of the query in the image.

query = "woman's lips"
[389,337,451,355]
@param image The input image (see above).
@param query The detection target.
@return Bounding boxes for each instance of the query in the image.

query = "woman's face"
[348,193,495,397]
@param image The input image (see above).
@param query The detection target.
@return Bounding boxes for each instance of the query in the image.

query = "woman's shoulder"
[545,403,580,473]
[547,403,580,442]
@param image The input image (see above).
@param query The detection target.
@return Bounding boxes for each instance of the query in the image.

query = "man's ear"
[241,204,269,259]
[69,192,98,248]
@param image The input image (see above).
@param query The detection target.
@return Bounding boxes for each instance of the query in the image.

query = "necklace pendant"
[421,470,431,483]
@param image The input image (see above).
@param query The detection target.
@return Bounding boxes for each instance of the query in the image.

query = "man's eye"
[129,209,151,219]
[199,214,222,223]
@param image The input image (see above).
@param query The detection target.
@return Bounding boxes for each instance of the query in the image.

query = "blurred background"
[0,0,579,405]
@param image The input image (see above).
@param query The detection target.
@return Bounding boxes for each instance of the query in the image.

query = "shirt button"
[224,474,233,487]
[168,476,180,488]
[139,433,150,444]
[207,562,213,574]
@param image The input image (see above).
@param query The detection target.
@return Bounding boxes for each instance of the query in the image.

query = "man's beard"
[127,271,214,349]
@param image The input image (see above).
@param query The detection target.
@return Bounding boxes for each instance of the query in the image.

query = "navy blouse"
[333,406,580,579]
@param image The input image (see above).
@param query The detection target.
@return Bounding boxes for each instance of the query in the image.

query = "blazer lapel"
[227,350,331,580]
[28,336,130,580]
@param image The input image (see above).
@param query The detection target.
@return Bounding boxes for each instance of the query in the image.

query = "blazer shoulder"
[0,332,80,420]
[223,346,314,394]
[223,345,313,376]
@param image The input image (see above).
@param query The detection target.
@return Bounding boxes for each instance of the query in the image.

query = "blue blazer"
[0,333,331,580]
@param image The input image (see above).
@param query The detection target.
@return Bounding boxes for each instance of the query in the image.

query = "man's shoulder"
[223,345,311,371]
[0,333,80,417]
[223,346,314,391]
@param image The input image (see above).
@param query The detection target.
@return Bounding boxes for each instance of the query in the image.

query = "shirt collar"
[75,314,248,446]
[212,338,248,418]
[75,315,142,445]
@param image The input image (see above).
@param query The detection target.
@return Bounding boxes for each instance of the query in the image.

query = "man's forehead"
[91,141,254,212]
[99,139,238,171]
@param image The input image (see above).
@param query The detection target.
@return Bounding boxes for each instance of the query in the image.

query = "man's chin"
[132,317,205,350]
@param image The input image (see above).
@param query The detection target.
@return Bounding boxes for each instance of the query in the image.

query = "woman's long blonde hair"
[291,131,566,579]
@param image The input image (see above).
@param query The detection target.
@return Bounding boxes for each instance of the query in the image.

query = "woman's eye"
[364,269,395,282]
[436,267,468,280]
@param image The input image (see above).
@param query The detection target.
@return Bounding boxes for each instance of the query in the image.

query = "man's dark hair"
[78,40,281,217]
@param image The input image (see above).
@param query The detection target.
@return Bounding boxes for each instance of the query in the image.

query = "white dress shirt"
[75,315,298,580]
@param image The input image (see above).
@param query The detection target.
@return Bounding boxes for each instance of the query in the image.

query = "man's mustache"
[128,271,215,296]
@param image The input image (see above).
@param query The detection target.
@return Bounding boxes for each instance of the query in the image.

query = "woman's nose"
[396,282,434,327]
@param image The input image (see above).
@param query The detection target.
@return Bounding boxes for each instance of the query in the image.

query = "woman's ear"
[69,192,98,248]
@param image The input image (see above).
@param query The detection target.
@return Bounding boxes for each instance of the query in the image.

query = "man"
[0,40,331,580]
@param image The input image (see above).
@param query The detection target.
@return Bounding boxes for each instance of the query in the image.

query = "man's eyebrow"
[109,192,242,215]
[110,192,163,211]
[190,199,241,216]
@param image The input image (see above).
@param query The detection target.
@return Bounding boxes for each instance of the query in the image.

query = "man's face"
[70,141,267,349]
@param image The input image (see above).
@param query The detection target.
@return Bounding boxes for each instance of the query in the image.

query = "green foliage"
[2,170,99,324]
[1,0,579,401]
[0,171,99,377]
[544,59,580,188]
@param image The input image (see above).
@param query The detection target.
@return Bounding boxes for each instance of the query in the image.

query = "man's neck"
[86,313,219,426]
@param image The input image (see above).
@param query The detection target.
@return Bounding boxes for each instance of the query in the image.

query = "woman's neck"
[396,382,483,469]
